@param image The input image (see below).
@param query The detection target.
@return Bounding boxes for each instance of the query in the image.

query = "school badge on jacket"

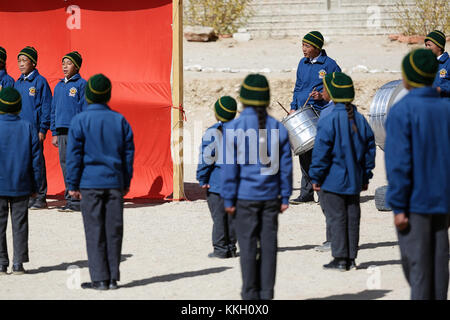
[440,69,447,78]
[69,87,77,97]
[319,69,327,79]
[28,87,36,97]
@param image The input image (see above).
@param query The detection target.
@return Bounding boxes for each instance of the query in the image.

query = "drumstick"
[301,86,317,110]
[277,101,290,115]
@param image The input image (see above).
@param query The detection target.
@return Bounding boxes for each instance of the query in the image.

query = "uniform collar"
[19,69,38,81]
[437,52,448,63]
[61,73,81,83]
[240,106,259,116]
[305,49,328,64]
[0,113,20,121]
[408,86,440,97]
[87,103,111,111]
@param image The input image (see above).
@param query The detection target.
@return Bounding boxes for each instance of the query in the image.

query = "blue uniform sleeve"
[30,125,42,193]
[437,64,450,97]
[279,127,293,204]
[309,118,333,185]
[221,127,239,208]
[196,129,218,186]
[39,79,53,134]
[79,80,89,111]
[363,120,376,185]
[66,118,84,190]
[384,105,412,215]
[122,119,135,190]
[290,61,303,111]
[50,86,57,135]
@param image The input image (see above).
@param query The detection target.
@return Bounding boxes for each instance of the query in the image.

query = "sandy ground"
[0,36,448,300]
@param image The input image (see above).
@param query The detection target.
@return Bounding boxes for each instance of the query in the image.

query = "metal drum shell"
[281,106,319,155]
[368,80,408,150]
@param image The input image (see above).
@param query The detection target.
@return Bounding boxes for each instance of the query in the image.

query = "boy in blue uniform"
[222,74,293,300]
[385,49,450,300]
[51,51,87,212]
[424,30,450,98]
[0,47,15,91]
[197,96,238,259]
[309,72,376,271]
[66,74,135,290]
[289,31,341,204]
[0,88,41,275]
[14,46,52,209]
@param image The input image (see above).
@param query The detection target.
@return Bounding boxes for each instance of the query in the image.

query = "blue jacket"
[318,101,335,118]
[0,69,14,90]
[221,107,293,207]
[14,69,52,134]
[50,73,88,135]
[385,87,450,215]
[196,122,224,194]
[309,104,376,195]
[291,50,341,112]
[0,114,41,196]
[433,52,450,98]
[66,104,135,191]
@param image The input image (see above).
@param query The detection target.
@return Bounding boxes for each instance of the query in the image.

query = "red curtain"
[0,0,173,199]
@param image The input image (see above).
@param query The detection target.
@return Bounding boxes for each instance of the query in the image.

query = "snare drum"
[281,105,319,155]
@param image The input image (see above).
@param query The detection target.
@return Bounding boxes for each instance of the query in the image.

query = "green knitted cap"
[85,74,112,104]
[402,48,438,88]
[214,96,237,122]
[18,46,38,65]
[239,74,270,107]
[303,31,324,50]
[425,30,446,50]
[62,51,82,69]
[0,87,22,114]
[0,47,6,64]
[323,72,355,103]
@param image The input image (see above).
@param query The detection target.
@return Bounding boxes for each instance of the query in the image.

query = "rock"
[233,32,252,42]
[237,28,248,33]
[185,65,202,72]
[388,34,400,41]
[281,68,292,73]
[216,67,231,73]
[184,26,217,42]
[369,69,382,73]
[230,69,240,73]
[202,67,214,73]
[352,65,369,73]
[408,35,425,44]
[214,86,224,93]
[259,68,271,73]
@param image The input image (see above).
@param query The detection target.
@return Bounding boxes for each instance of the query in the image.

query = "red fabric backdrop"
[0,0,173,199]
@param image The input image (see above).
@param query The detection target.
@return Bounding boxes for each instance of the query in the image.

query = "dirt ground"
[0,36,447,300]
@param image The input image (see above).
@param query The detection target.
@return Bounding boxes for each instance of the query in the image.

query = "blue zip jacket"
[318,101,335,118]
[309,104,376,195]
[66,104,135,191]
[14,69,52,134]
[0,114,41,196]
[291,50,341,112]
[433,52,450,98]
[0,69,14,90]
[50,73,88,135]
[385,87,450,215]
[196,122,224,194]
[221,107,293,207]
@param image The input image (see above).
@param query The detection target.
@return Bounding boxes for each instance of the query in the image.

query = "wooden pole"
[172,0,184,201]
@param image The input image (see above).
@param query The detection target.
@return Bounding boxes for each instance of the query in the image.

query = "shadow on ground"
[359,241,398,250]
[278,245,316,252]
[121,266,232,289]
[357,259,402,270]
[310,289,392,300]
[360,195,375,203]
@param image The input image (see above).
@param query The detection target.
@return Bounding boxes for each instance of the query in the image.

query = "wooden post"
[172,0,184,201]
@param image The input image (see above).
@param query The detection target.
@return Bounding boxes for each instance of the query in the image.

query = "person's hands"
[311,90,323,101]
[362,184,368,191]
[225,206,236,216]
[280,204,289,213]
[52,136,58,147]
[201,184,210,189]
[69,190,82,200]
[289,109,296,115]
[312,183,321,191]
[394,213,409,231]
[436,87,441,93]
[38,132,46,142]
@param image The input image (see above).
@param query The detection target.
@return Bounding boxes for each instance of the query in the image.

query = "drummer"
[289,31,341,204]
[424,30,449,98]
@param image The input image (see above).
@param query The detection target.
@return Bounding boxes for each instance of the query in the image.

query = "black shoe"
[81,281,109,290]
[323,258,348,271]
[28,198,36,209]
[12,263,25,275]
[347,259,357,270]
[228,250,238,258]
[208,252,228,259]
[30,201,48,210]
[289,195,314,204]
[0,265,7,275]
[109,280,118,290]
[58,205,80,212]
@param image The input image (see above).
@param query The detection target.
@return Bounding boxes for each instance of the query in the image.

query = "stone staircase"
[245,0,415,38]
